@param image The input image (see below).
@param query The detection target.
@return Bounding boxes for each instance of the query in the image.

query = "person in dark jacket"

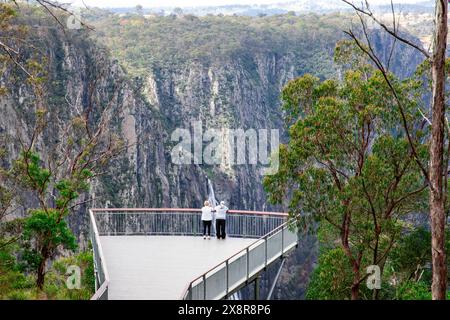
[214,201,229,239]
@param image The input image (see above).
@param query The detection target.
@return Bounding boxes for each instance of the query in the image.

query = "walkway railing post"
[203,274,207,300]
[281,225,284,257]
[189,282,192,300]
[264,235,268,270]
[246,247,250,282]
[226,260,229,297]
[94,269,99,291]
[254,276,260,300]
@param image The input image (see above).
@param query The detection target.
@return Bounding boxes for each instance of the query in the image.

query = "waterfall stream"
[207,178,218,208]
[207,178,218,236]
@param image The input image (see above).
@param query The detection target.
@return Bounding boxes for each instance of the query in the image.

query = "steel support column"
[254,276,260,300]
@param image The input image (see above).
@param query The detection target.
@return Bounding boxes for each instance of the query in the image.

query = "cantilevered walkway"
[89,208,298,300]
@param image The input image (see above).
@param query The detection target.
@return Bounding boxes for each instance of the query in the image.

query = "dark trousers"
[216,219,226,239]
[202,220,212,236]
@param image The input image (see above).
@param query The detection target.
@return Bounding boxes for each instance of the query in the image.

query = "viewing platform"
[101,236,255,299]
[89,208,299,300]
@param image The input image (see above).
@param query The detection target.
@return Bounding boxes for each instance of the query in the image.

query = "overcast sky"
[69,0,428,8]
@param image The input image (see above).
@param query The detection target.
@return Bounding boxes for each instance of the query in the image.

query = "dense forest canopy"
[83,10,424,87]
[87,12,353,77]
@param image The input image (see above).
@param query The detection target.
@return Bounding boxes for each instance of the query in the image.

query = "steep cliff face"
[115,54,296,212]
[0,28,163,240]
[126,39,421,213]
[0,28,215,241]
[142,53,296,211]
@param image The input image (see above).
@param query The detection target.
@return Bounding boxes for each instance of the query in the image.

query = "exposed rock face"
[143,55,294,211]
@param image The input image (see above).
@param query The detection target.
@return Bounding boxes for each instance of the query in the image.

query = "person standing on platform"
[201,200,213,240]
[215,201,229,239]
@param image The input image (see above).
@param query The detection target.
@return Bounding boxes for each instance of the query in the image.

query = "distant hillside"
[103,0,434,16]
[88,12,423,79]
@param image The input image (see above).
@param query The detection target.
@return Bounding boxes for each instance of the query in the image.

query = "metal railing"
[89,208,291,300]
[89,209,109,300]
[92,208,287,238]
[181,219,298,300]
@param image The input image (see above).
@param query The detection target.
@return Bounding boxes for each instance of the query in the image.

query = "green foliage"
[0,3,17,95]
[14,151,51,191]
[55,174,91,210]
[394,281,431,300]
[265,45,428,299]
[18,209,76,281]
[72,252,95,297]
[0,238,34,299]
[88,13,354,79]
[0,185,14,218]
[41,251,95,300]
[6,290,35,300]
[23,210,76,249]
[18,247,41,273]
[389,227,432,282]
[306,248,353,300]
[0,3,121,298]
[308,222,450,300]
[10,150,92,288]
[388,227,450,286]
[1,145,93,297]
[1,250,95,300]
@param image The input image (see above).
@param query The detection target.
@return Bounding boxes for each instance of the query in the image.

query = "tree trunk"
[36,245,49,290]
[36,259,46,290]
[430,0,448,300]
[351,271,360,300]
[341,206,361,299]
[351,283,360,300]
[350,252,363,300]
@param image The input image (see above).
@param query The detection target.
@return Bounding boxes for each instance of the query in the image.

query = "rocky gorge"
[0,9,424,298]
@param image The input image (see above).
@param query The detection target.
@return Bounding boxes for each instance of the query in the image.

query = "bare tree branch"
[344,29,431,187]
[342,0,430,58]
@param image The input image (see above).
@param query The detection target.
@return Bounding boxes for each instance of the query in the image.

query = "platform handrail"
[181,217,298,300]
[91,208,288,238]
[90,208,288,217]
[89,209,110,300]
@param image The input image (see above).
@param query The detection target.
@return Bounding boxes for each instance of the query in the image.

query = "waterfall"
[207,178,218,235]
[207,178,218,208]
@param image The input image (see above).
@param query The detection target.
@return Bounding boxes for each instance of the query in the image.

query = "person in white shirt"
[201,200,213,240]
[214,201,229,239]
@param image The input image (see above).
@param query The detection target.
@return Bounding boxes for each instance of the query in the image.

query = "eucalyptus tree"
[341,0,448,299]
[264,46,428,299]
[0,2,125,289]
